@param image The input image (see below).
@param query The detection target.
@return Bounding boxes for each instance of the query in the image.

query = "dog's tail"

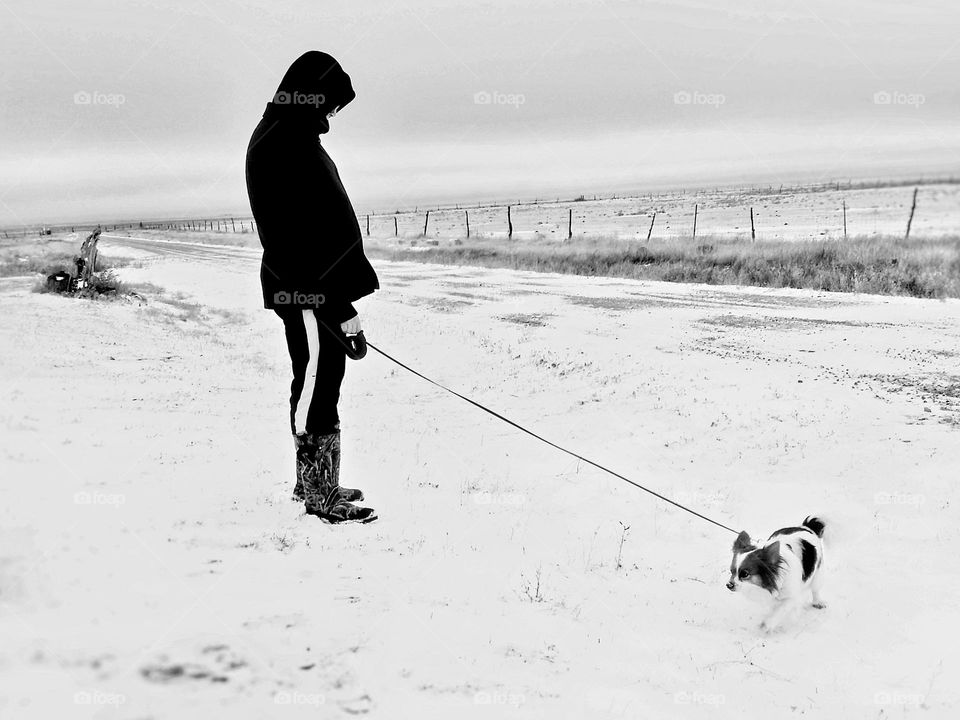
[802,515,826,538]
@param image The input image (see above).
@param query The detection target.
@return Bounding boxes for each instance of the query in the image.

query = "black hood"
[264,51,356,134]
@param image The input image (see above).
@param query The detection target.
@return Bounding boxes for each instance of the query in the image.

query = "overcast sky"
[1,0,958,225]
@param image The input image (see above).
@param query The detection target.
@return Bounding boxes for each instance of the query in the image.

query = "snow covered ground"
[1,235,958,718]
[374,182,960,242]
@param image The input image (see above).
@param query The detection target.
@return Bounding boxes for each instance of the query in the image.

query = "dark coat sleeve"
[246,122,379,312]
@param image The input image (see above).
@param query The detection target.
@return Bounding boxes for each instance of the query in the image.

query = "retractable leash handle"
[342,330,368,360]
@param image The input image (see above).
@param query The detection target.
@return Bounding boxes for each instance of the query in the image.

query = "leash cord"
[366,341,738,535]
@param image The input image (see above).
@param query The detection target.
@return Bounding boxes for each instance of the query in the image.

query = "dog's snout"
[725,581,735,591]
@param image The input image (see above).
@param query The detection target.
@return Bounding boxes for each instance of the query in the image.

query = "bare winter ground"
[1,235,958,718]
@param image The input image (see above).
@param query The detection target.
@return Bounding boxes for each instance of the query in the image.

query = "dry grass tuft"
[371,235,960,298]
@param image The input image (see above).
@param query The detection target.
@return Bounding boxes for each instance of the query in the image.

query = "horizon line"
[4,173,958,232]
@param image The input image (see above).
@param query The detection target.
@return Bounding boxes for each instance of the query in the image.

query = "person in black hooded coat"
[246,51,378,524]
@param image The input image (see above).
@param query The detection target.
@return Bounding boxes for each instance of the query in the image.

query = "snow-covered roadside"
[1,242,958,719]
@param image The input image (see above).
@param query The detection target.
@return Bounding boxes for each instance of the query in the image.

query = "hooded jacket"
[245,51,379,320]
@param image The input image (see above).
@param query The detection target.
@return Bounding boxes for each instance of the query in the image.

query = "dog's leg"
[810,573,826,609]
[760,598,795,632]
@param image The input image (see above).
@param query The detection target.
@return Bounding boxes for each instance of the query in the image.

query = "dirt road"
[1,234,957,718]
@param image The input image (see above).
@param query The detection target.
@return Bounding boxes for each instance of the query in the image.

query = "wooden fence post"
[507,205,513,239]
[423,210,430,237]
[465,210,470,239]
[904,188,918,240]
[842,200,847,240]
[647,212,656,241]
[366,214,370,237]
[394,216,398,237]
[231,217,236,232]
[692,203,698,239]
[750,207,755,241]
[568,208,572,240]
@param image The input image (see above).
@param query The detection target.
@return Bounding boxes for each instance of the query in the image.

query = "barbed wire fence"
[5,179,955,242]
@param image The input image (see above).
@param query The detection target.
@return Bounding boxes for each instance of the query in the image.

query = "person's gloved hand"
[340,313,362,335]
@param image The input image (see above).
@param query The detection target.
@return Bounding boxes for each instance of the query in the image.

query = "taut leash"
[361,337,738,535]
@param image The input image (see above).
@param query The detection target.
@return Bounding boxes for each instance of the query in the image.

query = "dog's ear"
[761,540,781,566]
[732,530,753,552]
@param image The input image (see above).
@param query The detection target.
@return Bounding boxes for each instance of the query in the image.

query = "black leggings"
[276,308,346,436]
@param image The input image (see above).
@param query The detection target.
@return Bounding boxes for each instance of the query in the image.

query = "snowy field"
[1,235,958,718]
[392,182,960,242]
[17,181,959,247]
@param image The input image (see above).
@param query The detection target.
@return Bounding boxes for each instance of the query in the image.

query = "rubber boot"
[292,478,364,503]
[295,432,376,524]
[292,434,363,503]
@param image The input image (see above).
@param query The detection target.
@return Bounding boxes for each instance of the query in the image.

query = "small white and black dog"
[726,516,826,631]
